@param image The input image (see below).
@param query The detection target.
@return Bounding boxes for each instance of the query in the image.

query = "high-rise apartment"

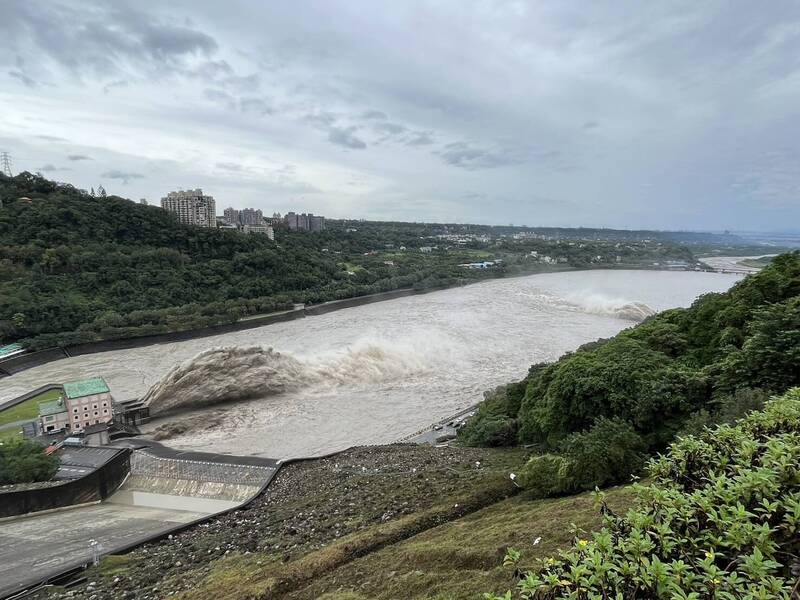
[161,189,217,228]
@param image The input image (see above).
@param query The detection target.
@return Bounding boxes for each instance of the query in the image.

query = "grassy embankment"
[168,487,634,600]
[0,388,62,441]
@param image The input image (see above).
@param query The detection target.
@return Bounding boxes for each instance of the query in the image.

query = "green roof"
[63,377,110,399]
[39,399,67,416]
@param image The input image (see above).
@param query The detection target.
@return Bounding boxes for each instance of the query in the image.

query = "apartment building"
[161,189,217,228]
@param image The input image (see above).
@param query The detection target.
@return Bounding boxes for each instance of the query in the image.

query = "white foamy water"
[1,270,741,458]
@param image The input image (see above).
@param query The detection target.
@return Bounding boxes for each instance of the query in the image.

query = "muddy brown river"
[2,269,741,458]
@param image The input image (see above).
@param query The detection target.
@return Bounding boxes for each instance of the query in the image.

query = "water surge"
[142,343,427,415]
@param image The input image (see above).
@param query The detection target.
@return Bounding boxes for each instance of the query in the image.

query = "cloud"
[216,162,243,171]
[3,2,800,228]
[406,131,435,146]
[3,3,218,81]
[239,97,273,115]
[437,142,526,170]
[67,154,92,161]
[328,126,367,149]
[373,122,407,135]
[38,164,69,172]
[102,80,129,94]
[361,110,388,120]
[101,169,145,183]
[8,70,38,87]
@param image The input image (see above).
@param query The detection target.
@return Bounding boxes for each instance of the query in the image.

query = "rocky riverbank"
[35,444,528,600]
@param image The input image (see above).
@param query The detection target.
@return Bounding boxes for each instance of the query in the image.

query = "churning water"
[2,270,741,458]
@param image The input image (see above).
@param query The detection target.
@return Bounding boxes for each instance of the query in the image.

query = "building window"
[73,408,78,413]
[103,409,108,414]
[93,404,98,409]
[74,415,79,420]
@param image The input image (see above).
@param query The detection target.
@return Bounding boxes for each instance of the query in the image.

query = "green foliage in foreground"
[0,438,59,484]
[491,388,800,599]
[462,252,800,463]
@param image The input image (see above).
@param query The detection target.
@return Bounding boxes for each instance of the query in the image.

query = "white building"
[161,189,217,228]
[242,224,275,240]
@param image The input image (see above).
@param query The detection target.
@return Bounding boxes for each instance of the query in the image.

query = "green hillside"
[0,173,493,349]
[462,251,800,493]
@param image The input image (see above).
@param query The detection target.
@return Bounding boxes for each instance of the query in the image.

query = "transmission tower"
[0,152,12,177]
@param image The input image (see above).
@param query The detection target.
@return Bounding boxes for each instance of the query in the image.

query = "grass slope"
[0,388,62,427]
[286,487,635,600]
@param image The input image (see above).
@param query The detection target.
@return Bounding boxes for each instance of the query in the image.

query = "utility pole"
[0,152,12,177]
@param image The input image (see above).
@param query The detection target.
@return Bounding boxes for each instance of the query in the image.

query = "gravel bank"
[36,443,528,600]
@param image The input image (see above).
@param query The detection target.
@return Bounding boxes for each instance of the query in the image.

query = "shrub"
[0,439,59,484]
[490,387,800,599]
[518,418,645,498]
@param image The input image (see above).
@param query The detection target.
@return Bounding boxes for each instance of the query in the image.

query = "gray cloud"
[9,70,38,87]
[437,142,526,170]
[373,122,407,135]
[38,164,69,172]
[406,131,435,146]
[102,169,145,183]
[68,154,92,161]
[361,110,388,120]
[328,126,367,149]
[1,3,217,82]
[3,1,800,229]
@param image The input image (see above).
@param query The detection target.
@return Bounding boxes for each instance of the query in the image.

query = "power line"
[0,152,12,177]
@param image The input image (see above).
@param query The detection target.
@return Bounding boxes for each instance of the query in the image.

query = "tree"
[0,439,59,485]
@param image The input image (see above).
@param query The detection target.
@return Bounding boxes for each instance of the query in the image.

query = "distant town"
[155,188,325,240]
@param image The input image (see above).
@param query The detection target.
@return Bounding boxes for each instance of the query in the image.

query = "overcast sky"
[1,1,799,230]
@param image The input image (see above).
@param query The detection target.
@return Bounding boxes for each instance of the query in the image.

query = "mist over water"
[1,270,741,458]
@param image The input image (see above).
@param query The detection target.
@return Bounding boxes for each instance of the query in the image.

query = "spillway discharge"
[142,344,426,415]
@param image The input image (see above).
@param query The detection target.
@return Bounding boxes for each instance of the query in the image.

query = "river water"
[2,270,741,458]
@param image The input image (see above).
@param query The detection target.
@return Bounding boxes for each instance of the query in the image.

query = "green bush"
[459,382,526,447]
[490,388,800,599]
[518,418,646,498]
[517,454,572,498]
[0,439,59,485]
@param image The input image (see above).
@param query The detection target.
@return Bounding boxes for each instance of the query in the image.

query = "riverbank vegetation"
[1,172,738,351]
[461,251,800,496]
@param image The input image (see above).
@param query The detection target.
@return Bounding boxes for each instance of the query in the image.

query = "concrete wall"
[0,349,68,377]
[0,448,131,519]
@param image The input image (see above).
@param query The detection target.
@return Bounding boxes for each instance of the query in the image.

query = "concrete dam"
[0,444,277,599]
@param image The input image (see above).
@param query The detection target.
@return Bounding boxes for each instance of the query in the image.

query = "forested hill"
[0,173,487,349]
[461,251,800,492]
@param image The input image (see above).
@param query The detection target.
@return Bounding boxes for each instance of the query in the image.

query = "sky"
[1,1,799,230]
